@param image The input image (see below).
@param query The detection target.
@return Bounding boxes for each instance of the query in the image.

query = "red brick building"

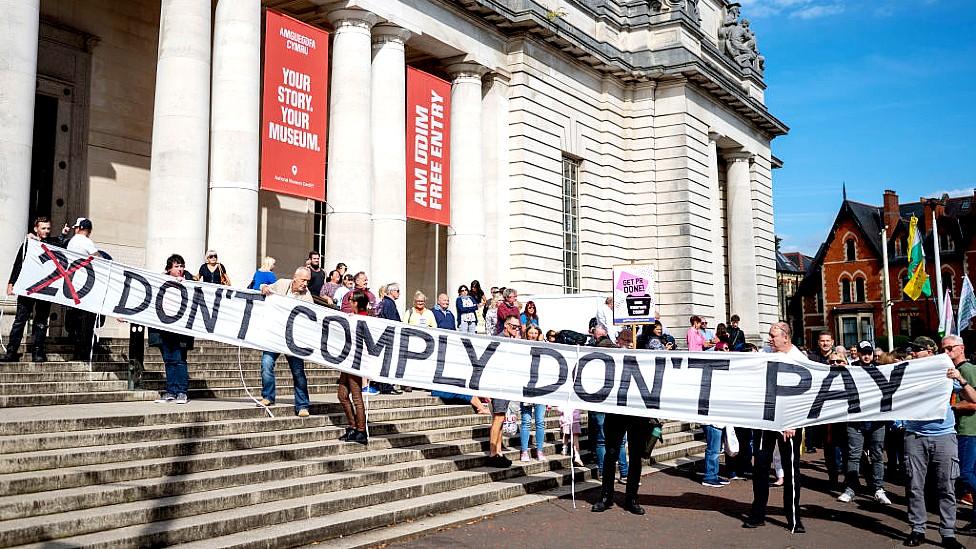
[793,190,976,349]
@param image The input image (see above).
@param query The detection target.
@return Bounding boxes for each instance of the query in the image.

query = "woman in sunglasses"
[456,285,479,334]
[197,249,230,286]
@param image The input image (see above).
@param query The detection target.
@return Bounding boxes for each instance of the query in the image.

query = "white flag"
[939,288,956,338]
[960,276,976,333]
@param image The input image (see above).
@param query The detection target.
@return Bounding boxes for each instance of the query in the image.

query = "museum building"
[0,0,787,340]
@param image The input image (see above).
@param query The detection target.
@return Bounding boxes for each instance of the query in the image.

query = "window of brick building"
[841,278,852,303]
[845,238,856,261]
[855,278,866,302]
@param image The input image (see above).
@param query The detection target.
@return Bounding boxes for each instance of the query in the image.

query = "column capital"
[725,150,754,163]
[323,7,379,31]
[708,131,721,142]
[372,23,411,47]
[445,60,489,82]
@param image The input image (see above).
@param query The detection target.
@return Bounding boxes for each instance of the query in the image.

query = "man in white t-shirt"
[64,218,104,360]
[744,321,805,534]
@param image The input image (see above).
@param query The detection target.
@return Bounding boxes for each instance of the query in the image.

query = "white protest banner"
[13,239,953,430]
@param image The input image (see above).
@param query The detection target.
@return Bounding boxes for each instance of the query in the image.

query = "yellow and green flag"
[903,215,931,300]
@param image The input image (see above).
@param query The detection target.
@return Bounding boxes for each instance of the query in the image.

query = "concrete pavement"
[391,451,972,549]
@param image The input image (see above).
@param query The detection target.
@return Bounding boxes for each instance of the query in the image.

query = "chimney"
[935,193,947,219]
[883,190,899,238]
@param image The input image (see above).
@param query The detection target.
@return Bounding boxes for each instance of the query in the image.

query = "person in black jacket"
[1,217,62,363]
[148,254,195,404]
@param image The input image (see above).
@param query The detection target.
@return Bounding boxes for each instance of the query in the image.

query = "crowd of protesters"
[6,229,976,545]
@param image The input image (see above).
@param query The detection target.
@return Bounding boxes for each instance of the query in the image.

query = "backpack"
[555,330,589,346]
[502,402,520,436]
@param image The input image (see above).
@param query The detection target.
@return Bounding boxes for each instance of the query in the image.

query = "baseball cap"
[73,217,93,230]
[912,336,937,353]
[588,317,599,331]
[857,340,874,355]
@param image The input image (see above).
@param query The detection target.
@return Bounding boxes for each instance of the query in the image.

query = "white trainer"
[874,489,891,505]
[837,488,855,503]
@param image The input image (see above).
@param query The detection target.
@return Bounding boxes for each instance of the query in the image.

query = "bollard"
[128,324,145,390]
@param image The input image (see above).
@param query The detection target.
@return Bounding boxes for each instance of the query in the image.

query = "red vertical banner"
[406,67,451,226]
[260,10,329,200]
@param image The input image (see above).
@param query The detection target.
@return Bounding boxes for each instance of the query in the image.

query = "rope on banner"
[566,343,582,509]
[88,258,117,369]
[239,345,274,418]
[362,378,370,438]
[0,307,7,355]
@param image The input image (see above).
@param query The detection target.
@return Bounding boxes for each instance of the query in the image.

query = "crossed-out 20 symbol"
[26,244,96,305]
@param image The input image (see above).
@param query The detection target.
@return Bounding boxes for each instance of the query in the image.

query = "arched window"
[898,268,908,301]
[943,269,954,297]
[898,236,908,257]
[845,238,856,261]
[841,278,852,303]
[855,278,866,302]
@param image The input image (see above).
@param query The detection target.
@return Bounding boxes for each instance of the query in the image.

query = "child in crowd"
[559,406,584,466]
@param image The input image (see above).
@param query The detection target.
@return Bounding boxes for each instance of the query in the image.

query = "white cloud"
[738,0,845,19]
[926,188,976,198]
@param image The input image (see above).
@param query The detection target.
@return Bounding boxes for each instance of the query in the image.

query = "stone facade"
[1,0,787,339]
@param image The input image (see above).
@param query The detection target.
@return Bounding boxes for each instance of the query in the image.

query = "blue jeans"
[704,424,723,482]
[846,422,886,492]
[959,435,976,497]
[160,343,188,395]
[261,351,310,412]
[590,412,628,477]
[520,403,546,453]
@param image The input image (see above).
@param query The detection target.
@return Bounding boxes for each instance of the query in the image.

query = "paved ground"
[391,451,975,549]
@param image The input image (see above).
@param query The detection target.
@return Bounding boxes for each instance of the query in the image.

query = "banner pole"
[434,223,440,295]
[881,226,894,352]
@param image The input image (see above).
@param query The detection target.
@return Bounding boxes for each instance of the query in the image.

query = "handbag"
[218,265,231,286]
[723,425,739,457]
[502,402,520,436]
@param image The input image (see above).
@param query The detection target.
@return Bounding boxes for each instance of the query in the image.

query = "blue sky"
[747,0,976,256]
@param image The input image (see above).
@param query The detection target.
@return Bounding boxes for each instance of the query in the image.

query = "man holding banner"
[744,322,806,533]
[258,268,314,417]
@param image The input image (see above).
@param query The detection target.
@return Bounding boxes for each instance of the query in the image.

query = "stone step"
[175,385,340,400]
[0,371,126,383]
[0,412,515,479]
[0,438,582,544]
[139,378,337,390]
[0,395,445,435]
[0,404,475,454]
[139,367,340,376]
[0,362,126,373]
[0,391,159,408]
[0,381,130,395]
[325,455,704,549]
[10,450,591,548]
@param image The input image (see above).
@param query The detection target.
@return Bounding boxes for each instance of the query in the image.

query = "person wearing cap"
[64,218,102,360]
[898,335,974,548]
[837,340,892,506]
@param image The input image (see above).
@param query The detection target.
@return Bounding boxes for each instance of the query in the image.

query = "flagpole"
[933,211,944,319]
[881,226,894,352]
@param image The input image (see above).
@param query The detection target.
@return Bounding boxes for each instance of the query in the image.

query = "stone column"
[146,0,211,270]
[445,61,488,296]
[207,0,260,286]
[707,132,727,325]
[482,71,510,287]
[0,0,39,288]
[725,151,761,341]
[369,23,410,299]
[324,8,377,274]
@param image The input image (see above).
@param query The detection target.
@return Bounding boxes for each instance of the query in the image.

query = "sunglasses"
[505,323,522,329]
[207,255,217,259]
[943,345,961,352]
[830,360,847,365]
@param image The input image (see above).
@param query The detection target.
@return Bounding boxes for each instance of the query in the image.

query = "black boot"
[591,493,614,512]
[0,352,20,362]
[348,429,368,445]
[338,427,355,441]
[624,498,645,515]
[31,353,46,363]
